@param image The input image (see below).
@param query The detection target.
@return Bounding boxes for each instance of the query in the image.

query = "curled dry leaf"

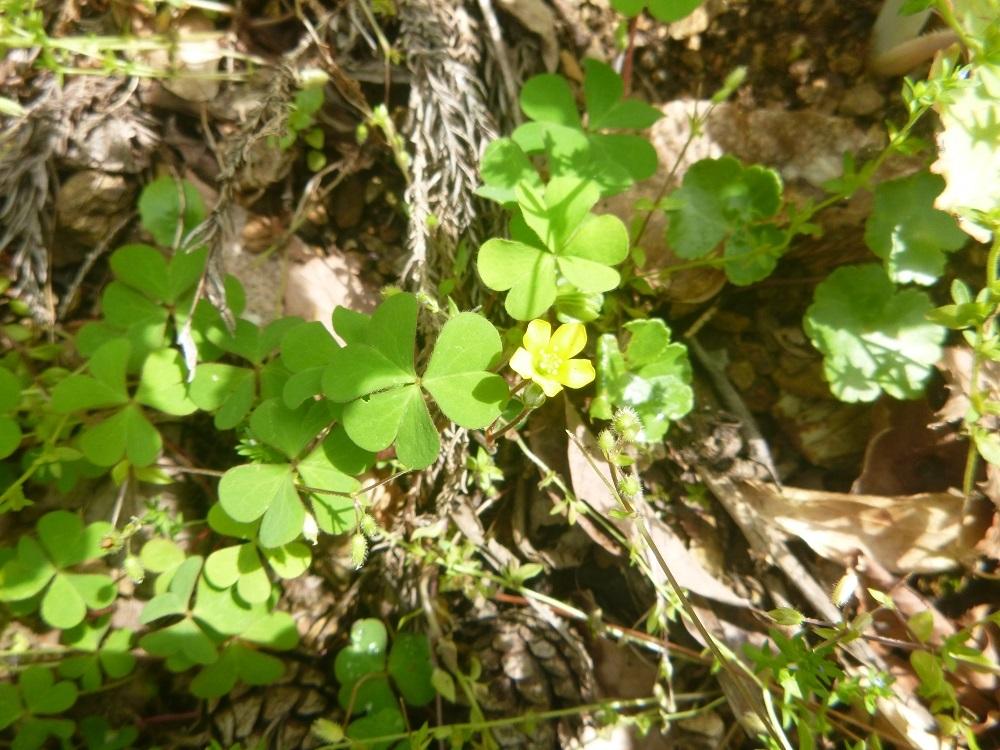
[736,480,972,574]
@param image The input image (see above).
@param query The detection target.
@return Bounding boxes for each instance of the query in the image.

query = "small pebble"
[839,82,885,117]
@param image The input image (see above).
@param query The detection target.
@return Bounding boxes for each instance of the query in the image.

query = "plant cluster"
[1,0,998,747]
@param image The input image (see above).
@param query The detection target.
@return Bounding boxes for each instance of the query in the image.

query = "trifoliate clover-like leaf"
[58,616,135,690]
[804,264,946,402]
[865,171,967,285]
[322,294,507,469]
[387,632,435,707]
[478,178,629,320]
[189,643,285,698]
[507,60,661,196]
[591,319,693,442]
[0,512,115,629]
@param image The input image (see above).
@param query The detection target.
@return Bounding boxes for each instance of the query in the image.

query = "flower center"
[536,349,562,377]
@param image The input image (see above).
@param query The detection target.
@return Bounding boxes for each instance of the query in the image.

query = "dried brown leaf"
[737,480,970,574]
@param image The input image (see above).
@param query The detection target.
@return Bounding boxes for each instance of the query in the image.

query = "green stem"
[318,695,716,749]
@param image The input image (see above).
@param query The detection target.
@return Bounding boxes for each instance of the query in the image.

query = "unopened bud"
[612,406,642,444]
[350,533,368,569]
[597,429,617,459]
[617,475,642,501]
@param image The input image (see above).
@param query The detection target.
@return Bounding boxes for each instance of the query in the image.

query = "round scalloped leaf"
[864,171,967,286]
[804,264,946,402]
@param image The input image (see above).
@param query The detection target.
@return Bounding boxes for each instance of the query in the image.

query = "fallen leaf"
[736,480,971,574]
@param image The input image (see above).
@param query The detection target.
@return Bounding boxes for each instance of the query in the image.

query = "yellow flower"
[509,320,596,398]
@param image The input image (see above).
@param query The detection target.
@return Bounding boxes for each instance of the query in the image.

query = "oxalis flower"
[509,320,595,398]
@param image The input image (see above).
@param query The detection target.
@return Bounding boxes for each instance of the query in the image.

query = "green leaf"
[804,264,946,402]
[139,538,186,574]
[332,306,371,345]
[139,617,218,664]
[79,404,161,467]
[135,348,198,416]
[520,74,580,127]
[591,319,693,442]
[109,244,170,302]
[218,463,298,525]
[40,573,86,628]
[249,398,335,459]
[583,59,662,130]
[477,138,543,204]
[262,542,311,579]
[0,416,22,459]
[322,344,415,402]
[666,156,782,260]
[865,171,967,285]
[0,536,55,602]
[647,0,703,22]
[190,363,256,429]
[166,247,208,303]
[204,543,271,603]
[0,683,23,730]
[238,609,298,649]
[281,321,341,407]
[477,239,557,320]
[0,366,21,412]
[422,313,508,428]
[335,618,390,711]
[36,511,89,568]
[138,176,206,247]
[723,224,786,286]
[388,632,435,707]
[190,644,284,698]
[343,386,440,469]
[19,667,78,715]
[207,503,257,540]
[51,339,131,412]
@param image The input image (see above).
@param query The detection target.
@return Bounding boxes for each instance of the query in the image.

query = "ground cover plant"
[1,0,999,748]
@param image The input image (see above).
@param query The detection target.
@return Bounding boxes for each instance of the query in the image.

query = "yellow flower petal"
[558,359,596,390]
[523,319,552,353]
[535,375,564,397]
[509,348,536,380]
[549,322,587,358]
